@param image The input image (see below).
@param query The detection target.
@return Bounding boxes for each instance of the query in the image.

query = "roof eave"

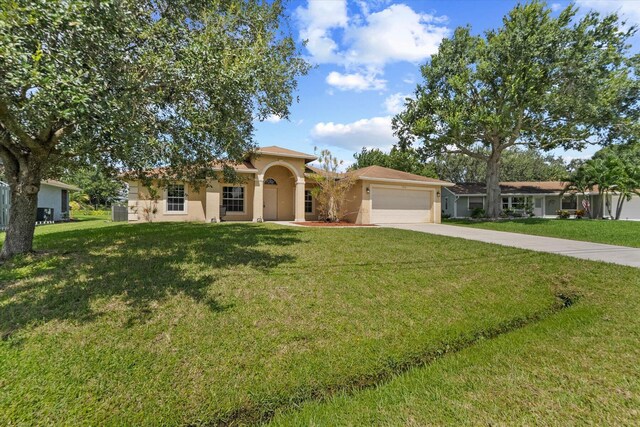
[255,150,317,161]
[359,176,454,186]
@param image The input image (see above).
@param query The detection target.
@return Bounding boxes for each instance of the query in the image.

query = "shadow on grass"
[0,223,302,340]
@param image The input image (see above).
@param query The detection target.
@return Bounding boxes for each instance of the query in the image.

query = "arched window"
[264,178,277,185]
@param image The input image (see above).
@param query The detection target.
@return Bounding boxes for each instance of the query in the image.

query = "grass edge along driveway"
[444,217,640,248]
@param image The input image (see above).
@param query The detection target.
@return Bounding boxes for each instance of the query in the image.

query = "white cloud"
[551,3,563,12]
[295,1,348,63]
[311,116,396,150]
[576,0,640,25]
[264,114,282,123]
[326,71,386,91]
[295,1,449,91]
[383,92,413,114]
[343,4,449,67]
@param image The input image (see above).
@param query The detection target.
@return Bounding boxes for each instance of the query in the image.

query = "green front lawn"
[1,219,638,425]
[445,217,640,247]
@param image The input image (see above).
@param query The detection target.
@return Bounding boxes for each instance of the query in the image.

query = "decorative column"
[295,178,306,222]
[253,175,263,222]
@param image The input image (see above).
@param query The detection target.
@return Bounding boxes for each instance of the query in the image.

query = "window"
[444,197,449,211]
[223,186,244,212]
[502,197,510,210]
[562,194,577,210]
[61,189,68,213]
[511,197,526,210]
[305,190,313,213]
[468,196,483,209]
[264,178,277,185]
[167,184,185,212]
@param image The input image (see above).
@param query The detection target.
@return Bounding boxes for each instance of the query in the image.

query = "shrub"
[556,209,570,219]
[470,207,485,218]
[575,209,585,219]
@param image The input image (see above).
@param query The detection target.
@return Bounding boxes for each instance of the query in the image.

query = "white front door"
[264,187,278,220]
[533,197,544,217]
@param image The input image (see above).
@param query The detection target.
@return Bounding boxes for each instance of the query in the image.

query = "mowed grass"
[270,261,640,425]
[0,219,637,425]
[445,217,640,247]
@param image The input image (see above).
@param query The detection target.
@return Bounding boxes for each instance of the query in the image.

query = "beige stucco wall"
[127,153,309,223]
[127,180,207,222]
[343,181,365,224]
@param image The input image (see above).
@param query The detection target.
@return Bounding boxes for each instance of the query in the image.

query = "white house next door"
[533,196,544,217]
[263,187,278,220]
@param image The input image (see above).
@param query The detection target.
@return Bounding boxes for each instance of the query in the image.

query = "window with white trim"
[511,196,526,210]
[222,186,244,212]
[562,194,577,210]
[305,190,313,213]
[167,184,185,212]
[502,197,510,210]
[468,196,483,209]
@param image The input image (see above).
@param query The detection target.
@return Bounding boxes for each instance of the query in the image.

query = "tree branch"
[0,97,44,155]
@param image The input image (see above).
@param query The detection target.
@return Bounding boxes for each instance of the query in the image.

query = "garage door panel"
[371,186,432,223]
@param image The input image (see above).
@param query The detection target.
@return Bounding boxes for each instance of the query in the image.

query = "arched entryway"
[262,165,296,221]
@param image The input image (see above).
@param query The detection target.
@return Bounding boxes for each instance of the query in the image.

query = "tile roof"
[256,146,317,161]
[349,165,453,185]
[447,181,597,195]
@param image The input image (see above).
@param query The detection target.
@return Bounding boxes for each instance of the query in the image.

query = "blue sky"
[254,0,640,168]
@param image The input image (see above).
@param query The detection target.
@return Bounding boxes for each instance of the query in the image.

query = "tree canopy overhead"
[394,1,640,218]
[0,0,309,258]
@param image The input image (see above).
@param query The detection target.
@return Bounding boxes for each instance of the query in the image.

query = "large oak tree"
[0,0,309,258]
[394,1,639,217]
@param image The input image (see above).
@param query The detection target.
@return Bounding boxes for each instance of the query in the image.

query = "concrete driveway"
[383,223,640,268]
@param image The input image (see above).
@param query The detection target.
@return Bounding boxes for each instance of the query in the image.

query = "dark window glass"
[469,196,483,209]
[305,190,313,213]
[562,195,577,210]
[223,186,244,212]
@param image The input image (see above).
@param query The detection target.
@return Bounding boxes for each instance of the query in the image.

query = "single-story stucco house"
[442,182,639,219]
[0,179,80,228]
[126,146,453,224]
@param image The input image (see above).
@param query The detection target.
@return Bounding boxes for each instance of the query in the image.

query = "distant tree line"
[351,147,568,182]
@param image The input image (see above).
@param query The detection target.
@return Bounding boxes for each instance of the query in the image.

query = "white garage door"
[371,186,432,223]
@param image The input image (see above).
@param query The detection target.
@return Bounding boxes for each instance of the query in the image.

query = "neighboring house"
[38,180,81,221]
[0,179,80,228]
[126,146,453,225]
[442,182,618,218]
[613,194,640,221]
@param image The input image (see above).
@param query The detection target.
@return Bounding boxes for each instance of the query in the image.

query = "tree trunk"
[615,194,625,220]
[0,160,42,260]
[486,154,502,218]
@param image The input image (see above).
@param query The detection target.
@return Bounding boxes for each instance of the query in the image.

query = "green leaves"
[395,0,638,156]
[0,0,310,173]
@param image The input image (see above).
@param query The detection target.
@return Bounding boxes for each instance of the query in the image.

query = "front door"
[533,197,544,217]
[264,187,278,220]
